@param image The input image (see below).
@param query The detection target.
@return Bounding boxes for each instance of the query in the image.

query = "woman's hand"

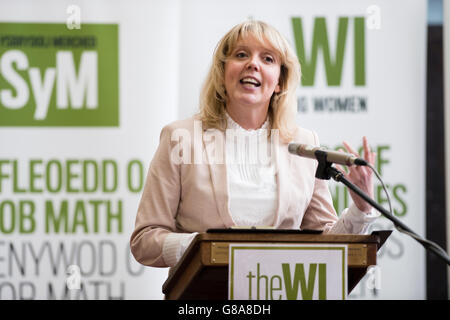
[336,136,376,213]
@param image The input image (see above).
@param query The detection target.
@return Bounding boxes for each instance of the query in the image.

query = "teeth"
[240,77,260,86]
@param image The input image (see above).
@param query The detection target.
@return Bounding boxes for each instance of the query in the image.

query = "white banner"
[178,0,427,299]
[0,0,180,299]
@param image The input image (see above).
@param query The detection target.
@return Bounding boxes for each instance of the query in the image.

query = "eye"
[236,51,247,58]
[264,55,275,63]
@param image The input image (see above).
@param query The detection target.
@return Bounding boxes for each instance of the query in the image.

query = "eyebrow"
[233,45,279,59]
[234,45,275,53]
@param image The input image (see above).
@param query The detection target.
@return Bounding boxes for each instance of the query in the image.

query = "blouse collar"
[225,111,270,133]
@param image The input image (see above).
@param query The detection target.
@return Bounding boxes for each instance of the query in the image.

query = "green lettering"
[0,160,9,193]
[282,263,317,300]
[318,263,327,300]
[46,160,62,193]
[29,159,43,193]
[102,160,117,192]
[89,199,102,233]
[270,275,282,300]
[376,145,390,176]
[246,270,255,300]
[292,17,349,86]
[83,160,98,192]
[19,200,35,233]
[393,184,407,216]
[376,184,390,210]
[354,17,365,86]
[72,200,88,233]
[45,200,68,233]
[127,159,144,193]
[257,263,268,300]
[0,200,15,234]
[13,160,26,193]
[66,160,80,193]
[107,199,122,233]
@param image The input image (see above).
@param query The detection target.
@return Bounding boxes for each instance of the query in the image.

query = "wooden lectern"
[162,230,391,300]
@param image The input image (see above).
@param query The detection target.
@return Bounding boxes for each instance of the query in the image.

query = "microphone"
[288,143,368,166]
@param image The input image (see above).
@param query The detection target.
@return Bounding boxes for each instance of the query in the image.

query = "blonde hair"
[198,20,301,143]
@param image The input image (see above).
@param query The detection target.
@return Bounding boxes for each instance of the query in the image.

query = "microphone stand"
[314,153,450,266]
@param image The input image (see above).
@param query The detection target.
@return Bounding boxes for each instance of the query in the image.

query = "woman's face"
[224,35,281,111]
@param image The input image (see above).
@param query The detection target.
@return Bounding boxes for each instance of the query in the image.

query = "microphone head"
[288,143,299,154]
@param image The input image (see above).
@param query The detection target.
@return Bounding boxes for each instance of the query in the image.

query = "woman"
[130,20,379,268]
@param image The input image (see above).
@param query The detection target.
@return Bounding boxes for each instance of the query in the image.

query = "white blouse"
[225,112,278,227]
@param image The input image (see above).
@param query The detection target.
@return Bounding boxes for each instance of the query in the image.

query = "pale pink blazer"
[130,116,338,267]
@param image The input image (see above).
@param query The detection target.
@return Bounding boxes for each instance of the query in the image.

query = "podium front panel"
[162,232,382,300]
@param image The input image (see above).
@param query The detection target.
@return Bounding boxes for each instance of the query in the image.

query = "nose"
[246,56,259,71]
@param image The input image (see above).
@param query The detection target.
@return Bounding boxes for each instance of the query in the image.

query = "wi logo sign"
[292,16,368,87]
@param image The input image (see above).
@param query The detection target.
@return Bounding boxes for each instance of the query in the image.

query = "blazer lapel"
[273,140,292,226]
[202,128,234,227]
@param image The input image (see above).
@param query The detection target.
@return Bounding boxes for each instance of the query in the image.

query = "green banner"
[0,23,119,126]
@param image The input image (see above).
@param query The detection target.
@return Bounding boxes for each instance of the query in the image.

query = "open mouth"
[240,77,261,87]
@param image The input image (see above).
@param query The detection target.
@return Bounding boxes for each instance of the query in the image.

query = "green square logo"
[0,23,119,126]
